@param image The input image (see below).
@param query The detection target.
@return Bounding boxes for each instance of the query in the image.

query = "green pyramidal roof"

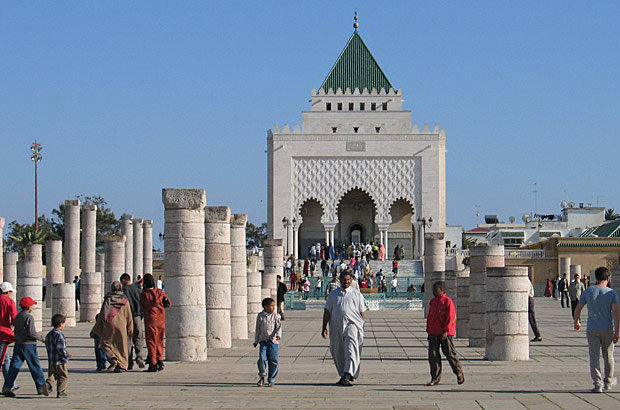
[319,31,393,93]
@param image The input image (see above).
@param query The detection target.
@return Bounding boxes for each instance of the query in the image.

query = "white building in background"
[267,27,446,259]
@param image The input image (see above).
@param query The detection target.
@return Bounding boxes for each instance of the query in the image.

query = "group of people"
[545,272,596,318]
[0,272,170,398]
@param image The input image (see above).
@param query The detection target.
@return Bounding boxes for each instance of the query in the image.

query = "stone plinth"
[45,240,63,308]
[18,244,44,331]
[230,214,248,340]
[64,199,81,283]
[81,204,97,273]
[104,235,125,295]
[53,283,76,327]
[163,188,208,362]
[80,271,101,322]
[204,206,232,349]
[423,233,445,316]
[0,217,4,282]
[133,218,144,281]
[262,238,283,300]
[456,268,470,339]
[469,245,504,348]
[143,219,153,275]
[121,214,133,277]
[3,252,18,302]
[247,268,262,334]
[485,266,529,361]
[445,269,457,303]
[559,257,571,277]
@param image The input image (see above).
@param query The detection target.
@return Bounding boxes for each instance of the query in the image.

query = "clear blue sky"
[2,1,619,243]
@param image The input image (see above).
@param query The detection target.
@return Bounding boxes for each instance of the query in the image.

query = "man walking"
[569,272,586,319]
[276,275,287,320]
[527,278,542,342]
[0,283,18,391]
[558,273,570,308]
[574,266,619,393]
[322,270,366,386]
[120,274,145,369]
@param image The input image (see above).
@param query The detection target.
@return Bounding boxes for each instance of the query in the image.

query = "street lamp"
[30,140,42,231]
[417,216,433,231]
[282,217,290,255]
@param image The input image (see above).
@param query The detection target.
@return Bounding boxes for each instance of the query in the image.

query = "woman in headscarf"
[139,274,170,372]
[378,244,386,261]
[92,281,134,372]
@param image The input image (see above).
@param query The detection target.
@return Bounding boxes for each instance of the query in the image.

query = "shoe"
[146,363,157,372]
[457,374,465,385]
[113,366,124,373]
[257,377,264,387]
[427,379,440,386]
[96,366,106,371]
[2,390,16,398]
[43,381,53,396]
[105,361,117,372]
[57,391,68,398]
[157,360,165,371]
[604,377,618,391]
[341,378,353,386]
[136,358,146,369]
[531,337,542,342]
[591,385,603,393]
[336,377,344,385]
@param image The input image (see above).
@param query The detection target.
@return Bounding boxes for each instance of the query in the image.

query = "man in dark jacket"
[276,275,287,320]
[120,273,145,369]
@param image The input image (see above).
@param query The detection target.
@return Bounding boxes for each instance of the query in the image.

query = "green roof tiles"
[579,219,620,238]
[319,31,393,93]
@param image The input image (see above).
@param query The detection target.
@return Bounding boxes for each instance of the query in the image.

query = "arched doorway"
[298,199,325,258]
[389,199,415,259]
[336,189,376,245]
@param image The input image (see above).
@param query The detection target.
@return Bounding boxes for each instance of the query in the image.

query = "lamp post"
[30,140,42,231]
[282,217,290,256]
[417,216,433,258]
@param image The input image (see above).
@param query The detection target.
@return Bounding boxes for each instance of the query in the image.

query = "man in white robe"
[322,270,366,386]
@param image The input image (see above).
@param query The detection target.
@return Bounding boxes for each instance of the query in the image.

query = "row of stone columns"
[120,214,153,281]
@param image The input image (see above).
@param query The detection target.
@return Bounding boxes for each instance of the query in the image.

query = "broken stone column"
[445,269,457,303]
[469,245,504,348]
[143,219,153,275]
[559,257,571,277]
[80,271,101,322]
[133,218,144,281]
[163,188,208,361]
[204,206,232,349]
[104,235,125,295]
[53,283,76,327]
[423,233,445,316]
[262,239,283,300]
[486,266,529,361]
[81,204,97,274]
[230,214,248,340]
[18,244,43,331]
[121,214,133,277]
[456,268,470,339]
[3,252,18,302]
[45,240,63,309]
[0,217,4,282]
[64,199,81,283]
[247,267,262,334]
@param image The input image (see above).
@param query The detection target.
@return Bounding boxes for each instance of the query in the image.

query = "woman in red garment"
[139,274,170,372]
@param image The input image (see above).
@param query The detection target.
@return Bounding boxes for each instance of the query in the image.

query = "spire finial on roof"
[353,10,359,30]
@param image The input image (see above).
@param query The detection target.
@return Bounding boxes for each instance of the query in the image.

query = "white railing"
[153,252,164,260]
[445,248,470,257]
[504,250,545,258]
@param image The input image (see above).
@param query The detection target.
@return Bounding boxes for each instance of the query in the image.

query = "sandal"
[267,383,273,387]
[257,377,264,387]
[427,379,440,386]
[457,374,465,385]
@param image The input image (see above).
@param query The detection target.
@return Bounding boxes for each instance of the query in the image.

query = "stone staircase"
[369,259,423,277]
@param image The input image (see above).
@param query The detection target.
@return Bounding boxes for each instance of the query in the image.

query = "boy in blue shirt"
[574,266,620,393]
[43,314,72,398]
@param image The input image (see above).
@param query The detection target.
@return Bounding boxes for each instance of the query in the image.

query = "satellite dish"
[509,216,515,223]
[561,200,568,209]
[522,214,530,223]
[569,201,575,208]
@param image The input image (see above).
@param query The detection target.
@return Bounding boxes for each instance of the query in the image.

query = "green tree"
[246,222,267,247]
[4,215,60,258]
[605,208,620,220]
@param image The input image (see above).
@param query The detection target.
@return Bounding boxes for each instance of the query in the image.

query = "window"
[371,102,376,111]
[349,102,354,111]
[331,127,338,133]
[382,102,388,111]
[375,127,381,133]
[337,103,343,111]
[353,127,359,133]
[360,103,365,111]
[326,103,331,111]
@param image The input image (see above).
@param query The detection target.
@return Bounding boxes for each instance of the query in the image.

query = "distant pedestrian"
[73,276,80,310]
[569,273,586,319]
[253,298,281,387]
[558,273,570,308]
[527,278,542,342]
[140,274,170,372]
[276,275,287,320]
[43,314,72,398]
[426,281,464,386]
[121,273,146,370]
[156,275,164,290]
[544,279,552,297]
[574,266,620,393]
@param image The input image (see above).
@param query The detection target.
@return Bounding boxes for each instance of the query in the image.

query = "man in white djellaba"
[322,269,366,386]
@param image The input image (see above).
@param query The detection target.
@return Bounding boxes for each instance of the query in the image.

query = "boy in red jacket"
[426,281,464,386]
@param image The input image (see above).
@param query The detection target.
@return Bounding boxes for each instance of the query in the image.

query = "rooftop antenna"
[353,10,359,30]
[594,195,603,207]
[475,205,481,224]
[533,182,539,215]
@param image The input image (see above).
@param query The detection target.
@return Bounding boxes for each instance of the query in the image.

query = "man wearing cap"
[0,282,18,389]
[2,296,46,397]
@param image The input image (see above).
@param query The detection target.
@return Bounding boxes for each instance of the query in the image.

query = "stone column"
[559,257,571,277]
[64,199,81,283]
[121,214,133,277]
[45,240,63,308]
[445,269,457,302]
[569,264,581,280]
[133,218,144,281]
[262,239,283,300]
[247,267,262,334]
[469,245,504,348]
[204,206,232,349]
[143,219,153,275]
[80,271,101,322]
[423,233,445,316]
[81,204,97,274]
[18,244,43,331]
[96,252,105,273]
[104,235,125,295]
[53,283,76,327]
[0,217,4,282]
[3,252,18,302]
[230,214,248,340]
[486,266,529,361]
[163,188,208,361]
[456,268,470,339]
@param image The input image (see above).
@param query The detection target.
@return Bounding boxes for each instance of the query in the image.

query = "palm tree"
[8,228,47,258]
[605,208,620,220]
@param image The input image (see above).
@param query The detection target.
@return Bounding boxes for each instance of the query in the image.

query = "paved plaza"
[2,297,619,409]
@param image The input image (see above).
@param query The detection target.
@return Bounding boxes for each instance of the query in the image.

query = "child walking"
[1,297,46,398]
[253,297,281,387]
[43,314,72,398]
[90,313,109,371]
